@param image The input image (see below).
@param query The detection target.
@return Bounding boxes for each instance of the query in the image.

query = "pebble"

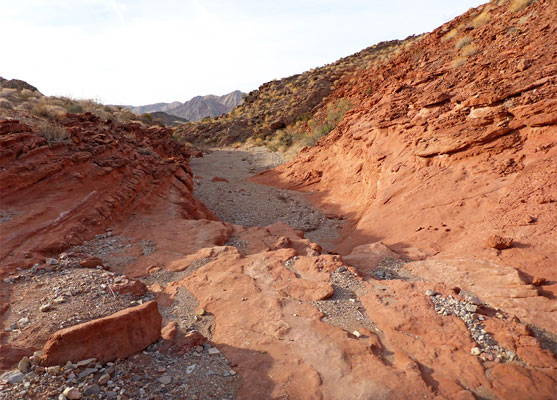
[76,358,96,367]
[336,266,347,273]
[1,370,25,384]
[352,330,362,338]
[471,347,482,356]
[17,356,30,373]
[78,367,98,379]
[208,347,220,355]
[83,384,101,395]
[98,373,110,385]
[186,365,196,375]
[46,366,61,375]
[425,289,436,296]
[18,317,30,326]
[62,387,82,399]
[46,258,59,265]
[195,308,206,316]
[158,375,172,385]
[465,304,477,313]
[39,303,52,312]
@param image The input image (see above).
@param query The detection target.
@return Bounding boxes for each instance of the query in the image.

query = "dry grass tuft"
[37,121,69,143]
[470,10,492,28]
[509,0,536,12]
[452,57,468,69]
[461,44,480,57]
[455,36,474,49]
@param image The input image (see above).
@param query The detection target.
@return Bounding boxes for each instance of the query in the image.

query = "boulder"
[41,301,162,366]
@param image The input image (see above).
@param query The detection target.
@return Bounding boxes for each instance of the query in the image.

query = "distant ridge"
[127,90,244,122]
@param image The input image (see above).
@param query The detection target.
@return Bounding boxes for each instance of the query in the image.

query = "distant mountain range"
[125,90,245,122]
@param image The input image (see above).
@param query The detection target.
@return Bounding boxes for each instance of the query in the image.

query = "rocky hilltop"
[1,0,556,399]
[128,90,245,122]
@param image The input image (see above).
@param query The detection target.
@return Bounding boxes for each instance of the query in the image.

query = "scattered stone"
[195,308,206,316]
[486,235,513,250]
[98,373,110,385]
[471,347,482,356]
[532,277,546,286]
[83,384,101,396]
[76,358,96,368]
[78,368,97,379]
[29,355,41,366]
[352,330,362,338]
[207,347,220,355]
[53,296,65,304]
[46,365,61,375]
[465,304,478,313]
[39,303,52,312]
[62,386,82,399]
[336,266,347,273]
[46,258,59,265]
[17,356,31,373]
[186,364,196,375]
[1,370,25,384]
[158,375,172,385]
[18,317,30,326]
[425,289,436,296]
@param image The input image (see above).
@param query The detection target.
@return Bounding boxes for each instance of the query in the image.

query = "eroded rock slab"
[41,301,162,366]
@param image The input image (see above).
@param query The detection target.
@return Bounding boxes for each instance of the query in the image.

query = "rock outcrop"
[0,113,215,273]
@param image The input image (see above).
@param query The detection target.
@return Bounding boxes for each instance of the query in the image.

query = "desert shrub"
[142,113,153,123]
[452,56,468,68]
[0,98,14,109]
[38,121,69,143]
[509,0,536,12]
[32,103,66,120]
[461,43,480,56]
[470,10,491,28]
[64,102,83,114]
[455,36,473,49]
[18,88,38,100]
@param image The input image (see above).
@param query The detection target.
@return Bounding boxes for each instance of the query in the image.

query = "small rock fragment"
[471,347,481,356]
[486,235,513,250]
[98,373,110,385]
[40,303,52,312]
[158,375,172,384]
[1,370,25,384]
[83,384,101,396]
[63,387,82,399]
[352,330,362,338]
[207,347,220,355]
[17,356,30,373]
[465,304,477,313]
[425,289,436,296]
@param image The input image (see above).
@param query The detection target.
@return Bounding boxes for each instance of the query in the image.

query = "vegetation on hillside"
[173,36,422,156]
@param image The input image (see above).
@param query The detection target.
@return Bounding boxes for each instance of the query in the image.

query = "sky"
[1,0,486,106]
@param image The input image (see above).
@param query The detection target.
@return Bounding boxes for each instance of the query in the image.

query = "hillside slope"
[255,0,557,325]
[174,37,419,150]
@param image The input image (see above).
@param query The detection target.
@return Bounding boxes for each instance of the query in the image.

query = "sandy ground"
[190,147,343,252]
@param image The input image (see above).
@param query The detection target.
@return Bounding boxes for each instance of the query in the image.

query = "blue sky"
[1,0,486,105]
